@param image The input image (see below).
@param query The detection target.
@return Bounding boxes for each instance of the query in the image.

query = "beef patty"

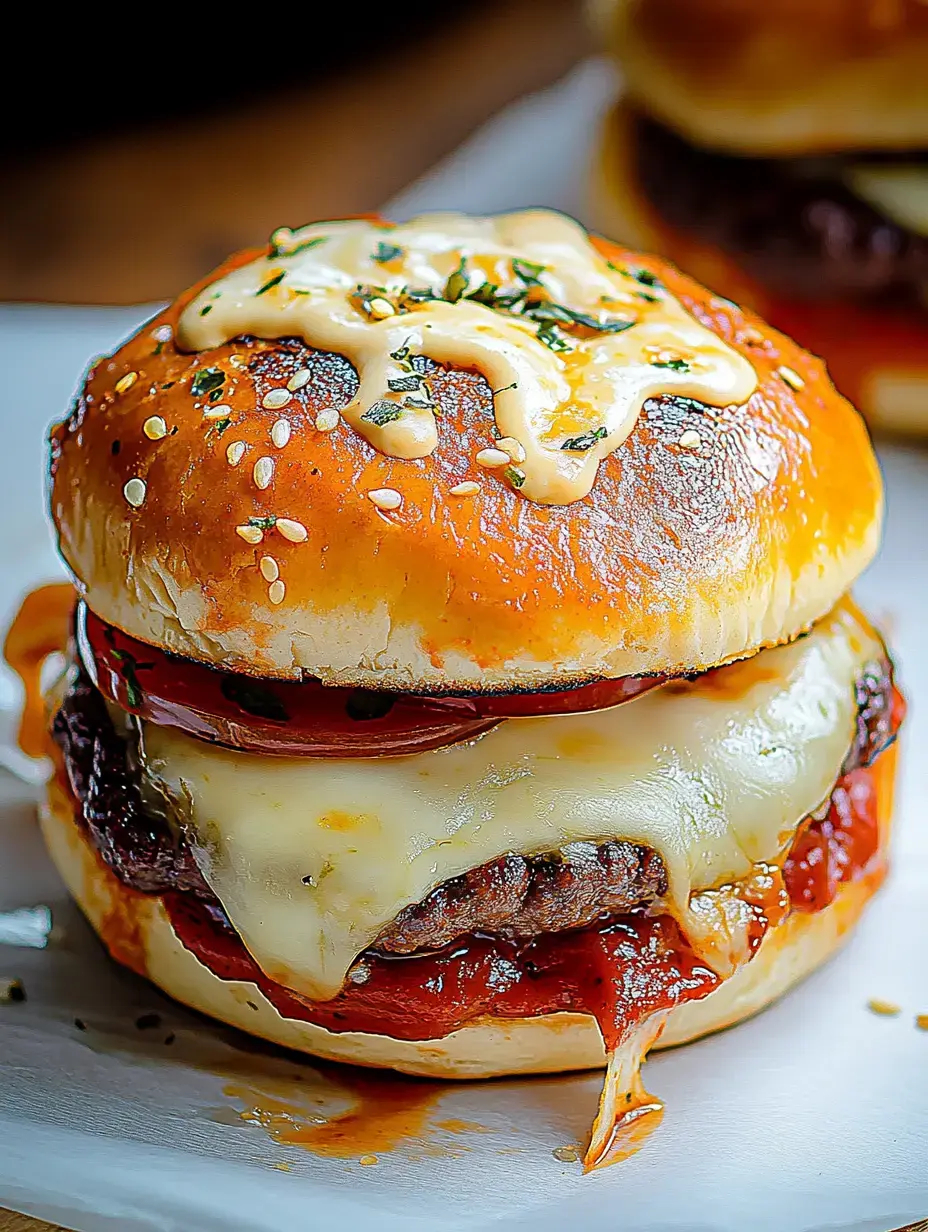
[629,107,928,304]
[52,656,899,958]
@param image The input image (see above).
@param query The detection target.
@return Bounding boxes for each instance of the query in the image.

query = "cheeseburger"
[7,210,904,1169]
[591,0,928,435]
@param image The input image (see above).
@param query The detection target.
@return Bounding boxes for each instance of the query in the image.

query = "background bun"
[591,105,928,438]
[41,755,894,1077]
[50,226,881,690]
[605,0,928,155]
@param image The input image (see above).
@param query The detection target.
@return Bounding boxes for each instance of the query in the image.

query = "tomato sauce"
[164,895,719,1052]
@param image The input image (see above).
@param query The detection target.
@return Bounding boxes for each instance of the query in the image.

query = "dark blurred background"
[0,0,589,305]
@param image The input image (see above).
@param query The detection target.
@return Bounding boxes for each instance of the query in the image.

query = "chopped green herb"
[444,257,469,304]
[505,465,526,489]
[404,395,434,410]
[390,344,410,362]
[527,302,634,333]
[536,324,572,353]
[362,400,403,425]
[208,417,233,436]
[402,287,439,305]
[269,234,327,259]
[247,515,278,529]
[110,648,145,708]
[256,271,287,296]
[153,341,165,356]
[636,291,660,303]
[199,305,213,316]
[561,426,607,451]
[512,258,545,286]
[633,269,662,288]
[191,368,225,398]
[373,241,404,264]
[466,282,500,307]
[387,375,423,393]
[493,382,518,395]
[652,358,690,372]
[207,387,225,403]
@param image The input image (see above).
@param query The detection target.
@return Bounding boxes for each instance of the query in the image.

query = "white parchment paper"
[1,59,927,1232]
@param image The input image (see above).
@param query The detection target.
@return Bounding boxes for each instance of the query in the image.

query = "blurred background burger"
[591,0,928,435]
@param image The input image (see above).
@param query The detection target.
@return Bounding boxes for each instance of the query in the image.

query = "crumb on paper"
[359,1154,379,1166]
[552,1145,580,1163]
[0,978,26,1003]
[74,1017,87,1031]
[135,1012,162,1030]
[867,998,901,1017]
[272,1162,291,1172]
[916,1014,928,1032]
[164,1032,176,1046]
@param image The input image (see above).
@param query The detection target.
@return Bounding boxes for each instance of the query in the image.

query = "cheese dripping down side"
[176,210,758,505]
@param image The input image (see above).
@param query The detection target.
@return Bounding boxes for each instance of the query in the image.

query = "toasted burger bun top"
[49,210,881,689]
[605,0,928,155]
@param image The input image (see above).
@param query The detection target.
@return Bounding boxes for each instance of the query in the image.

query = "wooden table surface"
[0,3,587,1228]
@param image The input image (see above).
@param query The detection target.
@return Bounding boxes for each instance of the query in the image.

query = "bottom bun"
[589,102,928,439]
[41,755,892,1079]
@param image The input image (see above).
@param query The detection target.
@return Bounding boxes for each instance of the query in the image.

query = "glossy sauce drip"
[177,211,757,504]
[2,582,75,757]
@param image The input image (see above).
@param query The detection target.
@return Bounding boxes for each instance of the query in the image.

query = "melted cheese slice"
[176,210,756,504]
[846,164,928,237]
[137,601,880,1001]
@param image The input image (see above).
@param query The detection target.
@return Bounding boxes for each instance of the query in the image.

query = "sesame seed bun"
[49,223,882,690]
[40,741,896,1077]
[602,0,928,155]
[590,104,928,439]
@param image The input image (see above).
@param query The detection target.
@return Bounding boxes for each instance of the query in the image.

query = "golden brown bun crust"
[591,104,928,438]
[41,745,894,1078]
[50,229,882,688]
[43,770,889,1075]
[607,0,928,154]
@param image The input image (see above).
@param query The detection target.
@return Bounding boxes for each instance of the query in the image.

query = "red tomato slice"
[77,603,662,757]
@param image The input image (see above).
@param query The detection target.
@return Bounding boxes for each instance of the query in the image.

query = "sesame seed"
[276,518,308,542]
[143,416,167,440]
[367,487,403,511]
[226,440,246,466]
[236,525,263,544]
[228,354,247,370]
[268,579,286,605]
[259,555,280,583]
[359,1155,379,1167]
[262,388,292,410]
[678,430,701,450]
[151,324,173,344]
[287,368,312,392]
[867,998,901,1017]
[449,481,480,496]
[315,409,339,432]
[115,372,138,395]
[203,403,232,420]
[253,456,275,490]
[496,437,526,464]
[552,1146,579,1164]
[367,297,395,319]
[271,418,292,448]
[476,447,511,468]
[778,365,805,391]
[123,478,146,507]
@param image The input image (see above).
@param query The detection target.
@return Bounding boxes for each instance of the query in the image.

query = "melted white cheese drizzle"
[176,211,757,505]
[139,601,879,1002]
